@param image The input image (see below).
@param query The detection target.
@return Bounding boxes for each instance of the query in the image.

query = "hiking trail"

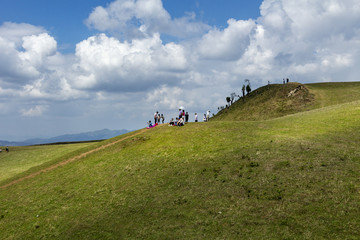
[0,129,148,189]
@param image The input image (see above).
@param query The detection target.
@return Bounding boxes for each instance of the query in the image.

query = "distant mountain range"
[0,129,130,146]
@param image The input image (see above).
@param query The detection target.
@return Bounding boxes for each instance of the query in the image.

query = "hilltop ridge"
[0,128,130,146]
[213,82,314,121]
[213,81,360,121]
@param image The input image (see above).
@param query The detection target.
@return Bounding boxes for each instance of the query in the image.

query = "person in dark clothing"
[185,112,189,123]
[154,111,158,124]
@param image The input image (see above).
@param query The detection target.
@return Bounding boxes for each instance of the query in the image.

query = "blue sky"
[162,0,263,24]
[0,0,263,52]
[0,0,114,52]
[1,0,360,141]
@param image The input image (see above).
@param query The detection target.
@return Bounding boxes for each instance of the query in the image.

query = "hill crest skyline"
[0,128,130,146]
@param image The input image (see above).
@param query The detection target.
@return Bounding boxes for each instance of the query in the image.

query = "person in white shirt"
[206,110,210,122]
[177,117,184,126]
[194,113,198,122]
[154,111,158,124]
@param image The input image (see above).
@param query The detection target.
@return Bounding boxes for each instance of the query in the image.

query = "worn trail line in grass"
[0,129,148,189]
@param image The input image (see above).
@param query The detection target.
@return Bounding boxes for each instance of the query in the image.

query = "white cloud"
[85,0,210,39]
[197,19,256,61]
[0,37,39,84]
[320,52,353,69]
[0,24,57,86]
[19,33,57,67]
[153,42,187,71]
[21,105,47,117]
[2,0,360,101]
[0,22,45,47]
[291,63,318,75]
[72,33,187,92]
[228,0,360,82]
[0,23,90,101]
[259,0,291,33]
[281,0,360,41]
[146,85,185,110]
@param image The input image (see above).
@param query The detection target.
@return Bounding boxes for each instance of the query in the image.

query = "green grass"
[0,143,95,184]
[307,81,360,108]
[1,82,360,239]
[1,98,360,239]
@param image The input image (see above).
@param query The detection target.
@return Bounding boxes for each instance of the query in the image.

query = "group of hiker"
[283,78,290,84]
[147,112,164,128]
[153,111,165,124]
[147,109,211,128]
[169,109,189,126]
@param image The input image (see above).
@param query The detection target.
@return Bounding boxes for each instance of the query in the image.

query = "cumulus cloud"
[0,22,90,101]
[0,24,58,86]
[197,19,256,61]
[72,33,188,92]
[85,0,210,39]
[3,0,359,105]
[229,0,360,83]
[20,33,57,68]
[0,23,47,85]
[0,22,45,47]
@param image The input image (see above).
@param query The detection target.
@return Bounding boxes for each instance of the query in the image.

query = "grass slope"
[1,82,360,239]
[0,142,96,184]
[307,81,360,108]
[1,96,360,239]
[212,81,360,121]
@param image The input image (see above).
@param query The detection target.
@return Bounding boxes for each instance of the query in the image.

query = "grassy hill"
[1,82,360,239]
[212,81,360,121]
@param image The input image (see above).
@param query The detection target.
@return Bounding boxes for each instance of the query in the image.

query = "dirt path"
[0,129,148,189]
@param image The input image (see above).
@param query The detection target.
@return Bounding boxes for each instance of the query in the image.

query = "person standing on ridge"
[185,112,189,123]
[154,111,158,124]
[194,113,198,122]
